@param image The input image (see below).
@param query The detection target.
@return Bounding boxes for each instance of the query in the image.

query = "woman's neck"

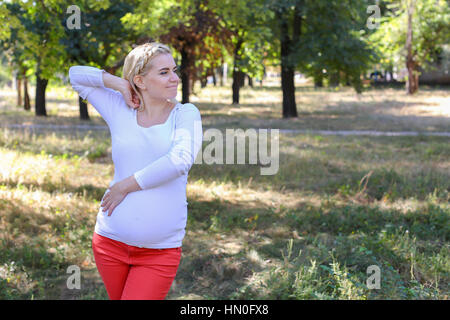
[139,95,171,118]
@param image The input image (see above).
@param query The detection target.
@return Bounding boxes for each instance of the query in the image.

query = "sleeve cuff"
[99,69,106,88]
[133,171,145,190]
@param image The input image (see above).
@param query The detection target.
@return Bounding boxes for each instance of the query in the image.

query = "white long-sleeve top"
[69,66,203,248]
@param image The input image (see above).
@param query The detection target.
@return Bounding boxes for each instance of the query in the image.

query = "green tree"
[1,0,138,119]
[264,0,375,118]
[64,0,140,119]
[122,0,234,104]
[0,0,111,117]
[298,0,376,93]
[371,0,450,94]
[264,0,303,118]
[0,2,32,110]
[210,0,273,104]
[1,0,67,116]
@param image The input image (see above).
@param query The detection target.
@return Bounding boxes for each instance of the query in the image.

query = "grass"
[0,80,448,299]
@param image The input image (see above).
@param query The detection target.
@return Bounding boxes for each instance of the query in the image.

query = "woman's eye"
[161,69,179,75]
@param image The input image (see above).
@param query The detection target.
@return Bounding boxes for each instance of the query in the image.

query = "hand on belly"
[101,182,128,216]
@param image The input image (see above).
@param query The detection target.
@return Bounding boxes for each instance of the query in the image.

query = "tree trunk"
[218,65,224,86]
[17,77,22,107]
[406,60,419,94]
[261,65,266,87]
[200,77,207,88]
[35,72,48,116]
[23,76,31,111]
[239,72,245,88]
[180,47,190,103]
[232,37,244,104]
[281,65,297,118]
[232,70,243,104]
[405,0,418,94]
[277,6,300,118]
[330,71,340,87]
[79,96,89,120]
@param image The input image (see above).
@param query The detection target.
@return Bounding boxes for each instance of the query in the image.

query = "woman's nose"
[170,70,180,81]
[172,74,179,81]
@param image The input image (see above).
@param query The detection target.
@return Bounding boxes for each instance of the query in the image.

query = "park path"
[1,123,450,137]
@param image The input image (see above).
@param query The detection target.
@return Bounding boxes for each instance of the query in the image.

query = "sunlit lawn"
[0,81,449,299]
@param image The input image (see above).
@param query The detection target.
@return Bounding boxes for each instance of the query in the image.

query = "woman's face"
[134,53,180,100]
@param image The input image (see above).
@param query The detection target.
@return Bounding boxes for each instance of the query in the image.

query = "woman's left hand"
[101,180,129,216]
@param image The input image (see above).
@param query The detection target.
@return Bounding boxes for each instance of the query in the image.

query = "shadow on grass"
[176,195,448,299]
[0,188,109,300]
[0,179,447,299]
[0,194,92,299]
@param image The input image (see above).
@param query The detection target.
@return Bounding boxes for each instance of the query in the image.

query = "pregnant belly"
[100,188,188,244]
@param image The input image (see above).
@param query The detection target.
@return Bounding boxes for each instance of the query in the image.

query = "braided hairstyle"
[123,42,177,112]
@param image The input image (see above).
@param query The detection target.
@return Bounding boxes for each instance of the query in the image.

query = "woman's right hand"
[102,71,140,109]
[119,80,140,110]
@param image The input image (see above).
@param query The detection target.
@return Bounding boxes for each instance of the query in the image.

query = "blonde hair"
[123,42,178,112]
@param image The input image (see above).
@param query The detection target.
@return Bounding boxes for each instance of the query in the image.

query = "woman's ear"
[133,74,146,90]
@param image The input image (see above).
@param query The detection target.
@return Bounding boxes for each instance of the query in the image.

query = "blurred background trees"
[0,0,448,119]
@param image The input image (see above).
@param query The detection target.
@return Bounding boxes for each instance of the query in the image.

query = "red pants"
[91,232,182,300]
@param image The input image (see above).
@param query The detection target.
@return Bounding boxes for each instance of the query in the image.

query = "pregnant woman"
[68,42,203,300]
